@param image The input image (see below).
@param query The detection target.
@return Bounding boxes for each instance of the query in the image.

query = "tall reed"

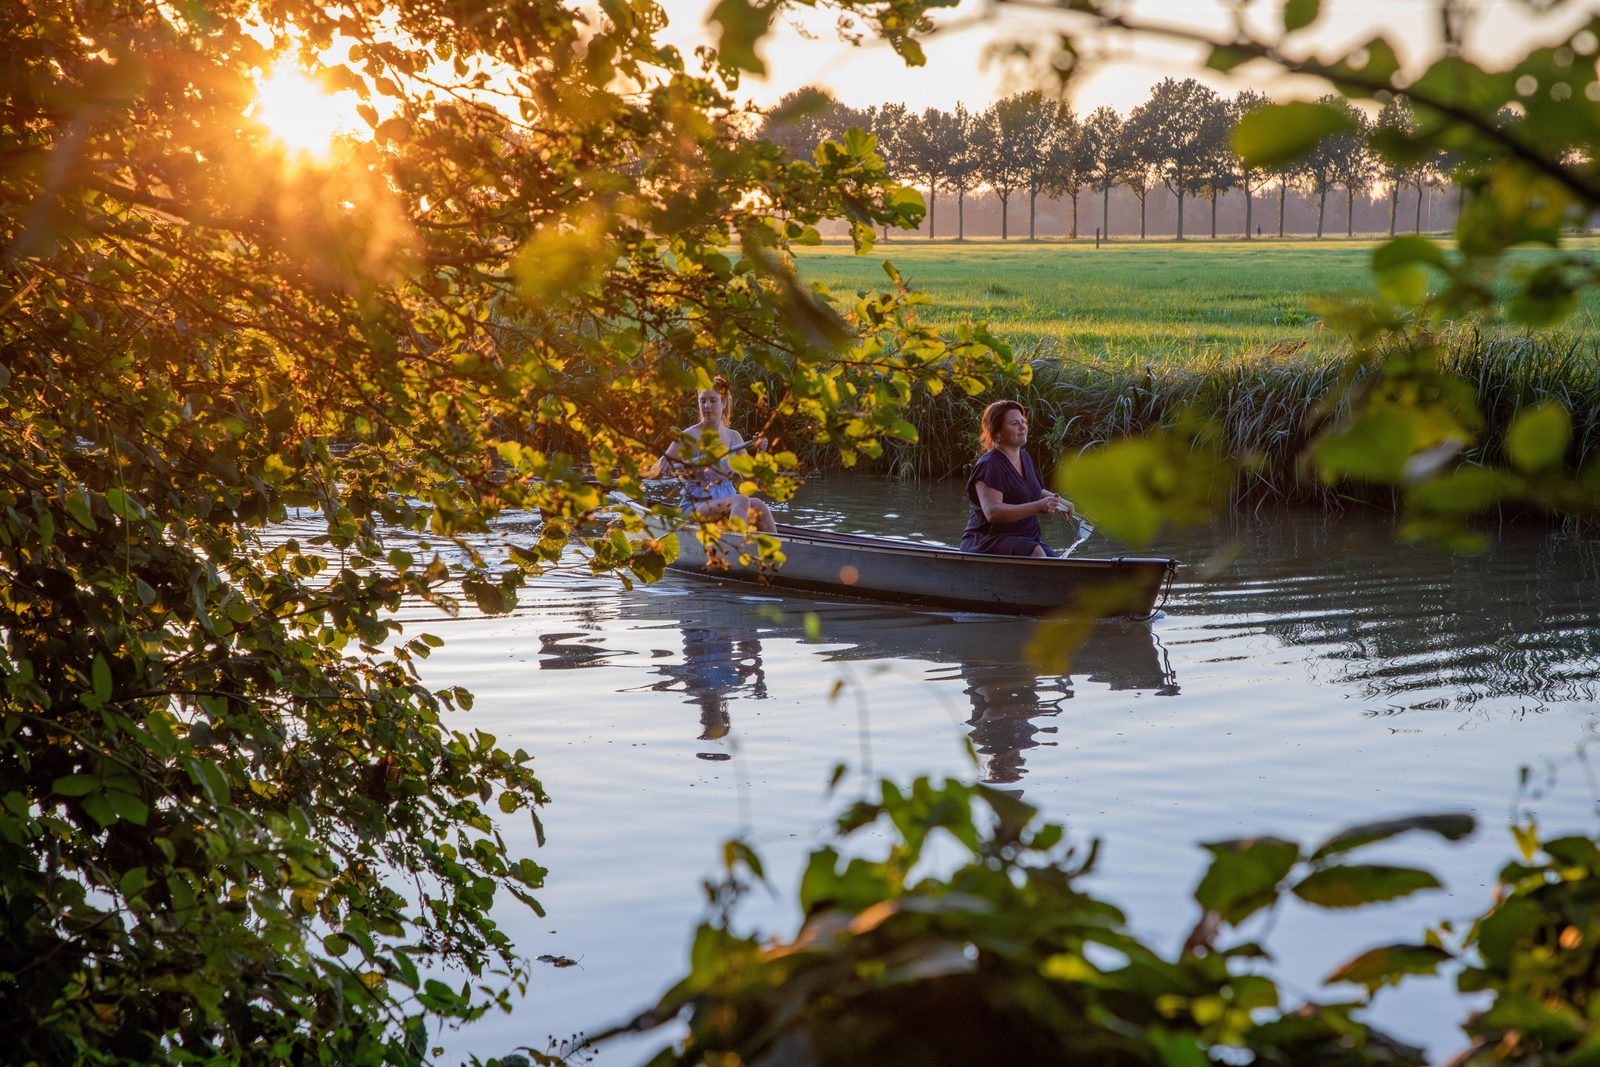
[772,327,1600,510]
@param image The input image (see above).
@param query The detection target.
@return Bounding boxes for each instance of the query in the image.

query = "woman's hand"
[1035,493,1073,516]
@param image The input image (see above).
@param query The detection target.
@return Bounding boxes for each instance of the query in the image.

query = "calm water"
[352,478,1600,1063]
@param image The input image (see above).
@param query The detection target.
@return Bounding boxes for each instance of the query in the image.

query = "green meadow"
[793,237,1600,365]
[782,238,1600,493]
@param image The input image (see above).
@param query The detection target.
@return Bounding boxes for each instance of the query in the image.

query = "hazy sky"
[656,0,1597,113]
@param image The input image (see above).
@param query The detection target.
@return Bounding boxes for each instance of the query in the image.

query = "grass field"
[777,238,1600,494]
[793,237,1600,365]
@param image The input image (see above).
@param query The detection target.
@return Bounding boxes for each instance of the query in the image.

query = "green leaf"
[1372,235,1448,273]
[1311,813,1475,859]
[53,775,100,797]
[119,866,151,898]
[1293,864,1441,908]
[1055,432,1229,547]
[1205,45,1255,73]
[709,0,772,74]
[1565,1042,1600,1067]
[1477,897,1544,971]
[1506,402,1571,472]
[1543,836,1600,871]
[63,489,97,531]
[1315,409,1418,484]
[1283,0,1320,33]
[106,789,149,826]
[91,654,112,703]
[105,486,135,519]
[1233,102,1357,167]
[1376,264,1428,306]
[1408,466,1522,514]
[1326,943,1450,988]
[1195,836,1300,924]
[1148,1028,1209,1067]
[1480,992,1584,1044]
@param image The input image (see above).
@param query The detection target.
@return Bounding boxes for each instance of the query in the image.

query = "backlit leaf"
[1234,102,1357,167]
[1506,402,1571,472]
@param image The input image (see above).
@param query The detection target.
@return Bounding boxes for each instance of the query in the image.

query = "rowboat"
[654,518,1177,618]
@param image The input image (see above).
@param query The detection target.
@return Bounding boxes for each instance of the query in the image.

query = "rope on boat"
[1127,559,1178,622]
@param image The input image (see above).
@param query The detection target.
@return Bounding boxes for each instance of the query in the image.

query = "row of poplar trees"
[762,77,1451,242]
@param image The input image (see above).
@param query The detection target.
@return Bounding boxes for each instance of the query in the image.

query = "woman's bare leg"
[695,495,773,533]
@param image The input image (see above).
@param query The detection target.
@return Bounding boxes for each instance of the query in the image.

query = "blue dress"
[960,450,1058,557]
[670,444,740,507]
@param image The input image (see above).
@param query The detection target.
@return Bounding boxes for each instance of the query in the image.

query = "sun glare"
[251,63,356,156]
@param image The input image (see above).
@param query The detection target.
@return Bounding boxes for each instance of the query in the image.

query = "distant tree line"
[761,79,1463,241]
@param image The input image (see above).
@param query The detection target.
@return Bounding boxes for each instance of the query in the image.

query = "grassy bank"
[795,237,1600,363]
[778,240,1600,503]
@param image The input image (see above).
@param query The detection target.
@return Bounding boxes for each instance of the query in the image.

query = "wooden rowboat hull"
[665,523,1176,618]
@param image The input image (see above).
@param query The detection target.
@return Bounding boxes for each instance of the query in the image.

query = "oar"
[1050,499,1095,556]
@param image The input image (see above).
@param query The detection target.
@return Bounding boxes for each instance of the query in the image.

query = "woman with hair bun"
[660,376,776,534]
[959,400,1072,557]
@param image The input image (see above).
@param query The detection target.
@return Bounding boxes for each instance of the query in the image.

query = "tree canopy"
[0,0,1019,1059]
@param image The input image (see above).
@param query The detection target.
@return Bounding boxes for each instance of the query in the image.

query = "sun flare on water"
[251,63,356,157]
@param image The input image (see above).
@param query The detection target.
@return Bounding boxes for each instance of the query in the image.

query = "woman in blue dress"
[960,400,1073,557]
[659,377,776,533]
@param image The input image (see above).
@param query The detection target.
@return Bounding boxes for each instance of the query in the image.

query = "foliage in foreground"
[0,0,1017,1061]
[618,775,1600,1067]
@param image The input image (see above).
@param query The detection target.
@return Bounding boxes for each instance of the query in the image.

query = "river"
[361,476,1600,1064]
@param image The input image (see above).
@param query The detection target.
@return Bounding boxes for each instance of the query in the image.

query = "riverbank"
[774,242,1600,505]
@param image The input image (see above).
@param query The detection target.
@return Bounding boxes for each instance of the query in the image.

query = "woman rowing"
[960,400,1072,558]
[659,376,777,534]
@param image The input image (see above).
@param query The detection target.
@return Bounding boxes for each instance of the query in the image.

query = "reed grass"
[775,240,1600,508]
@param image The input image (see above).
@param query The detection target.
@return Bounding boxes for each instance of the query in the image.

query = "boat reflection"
[621,583,1176,782]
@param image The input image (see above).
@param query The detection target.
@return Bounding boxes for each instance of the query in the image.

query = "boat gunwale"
[765,523,1175,570]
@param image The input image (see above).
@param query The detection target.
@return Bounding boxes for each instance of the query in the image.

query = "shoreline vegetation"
[764,241,1600,510]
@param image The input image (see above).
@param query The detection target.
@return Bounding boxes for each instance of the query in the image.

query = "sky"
[655,0,1599,114]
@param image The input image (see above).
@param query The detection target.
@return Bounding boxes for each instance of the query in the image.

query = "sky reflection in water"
[381,477,1600,1064]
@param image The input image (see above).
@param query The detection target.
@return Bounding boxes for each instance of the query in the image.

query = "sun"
[251,63,357,157]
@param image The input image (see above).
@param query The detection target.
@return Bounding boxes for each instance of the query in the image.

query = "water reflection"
[1157,512,1600,712]
[620,587,1176,782]
[951,622,1177,783]
[648,626,768,759]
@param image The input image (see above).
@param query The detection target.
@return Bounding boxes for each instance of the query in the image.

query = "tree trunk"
[1346,187,1354,237]
[1176,188,1185,240]
[1414,185,1423,233]
[1000,192,1010,240]
[1139,193,1147,239]
[928,185,937,239]
[958,186,966,240]
[1389,186,1398,237]
[1210,192,1217,239]
[1102,186,1110,240]
[1278,179,1287,238]
[1071,191,1079,239]
[1028,188,1037,240]
[1244,182,1253,239]
[1315,185,1327,238]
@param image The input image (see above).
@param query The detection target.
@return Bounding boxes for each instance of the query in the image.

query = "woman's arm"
[974,480,1069,524]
